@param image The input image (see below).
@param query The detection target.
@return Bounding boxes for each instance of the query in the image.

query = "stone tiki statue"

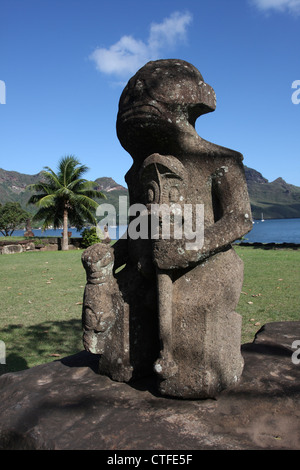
[82,59,253,398]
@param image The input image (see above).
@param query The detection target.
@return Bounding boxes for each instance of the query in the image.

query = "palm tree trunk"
[62,207,69,251]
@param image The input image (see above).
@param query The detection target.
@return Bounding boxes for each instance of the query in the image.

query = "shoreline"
[0,236,299,251]
[235,241,300,249]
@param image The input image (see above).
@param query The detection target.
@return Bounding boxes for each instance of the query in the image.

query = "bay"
[1,219,300,244]
[241,218,300,244]
[0,225,128,240]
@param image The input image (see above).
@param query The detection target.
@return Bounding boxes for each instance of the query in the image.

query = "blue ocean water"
[2,219,300,244]
[242,218,300,244]
[0,225,128,240]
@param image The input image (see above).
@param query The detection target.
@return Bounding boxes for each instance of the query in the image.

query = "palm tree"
[27,155,106,250]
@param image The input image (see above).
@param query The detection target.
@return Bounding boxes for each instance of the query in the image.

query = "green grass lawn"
[235,246,300,343]
[0,246,299,375]
[0,249,86,374]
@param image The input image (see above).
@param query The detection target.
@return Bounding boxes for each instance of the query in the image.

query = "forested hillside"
[1,166,299,220]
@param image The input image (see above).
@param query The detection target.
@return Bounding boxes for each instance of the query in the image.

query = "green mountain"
[0,167,299,221]
[0,168,44,217]
[244,167,300,219]
[94,177,129,224]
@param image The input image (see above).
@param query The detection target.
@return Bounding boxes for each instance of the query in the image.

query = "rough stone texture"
[0,322,299,450]
[2,244,23,254]
[82,244,134,382]
[40,244,59,251]
[24,242,35,251]
[82,59,253,398]
[81,243,159,382]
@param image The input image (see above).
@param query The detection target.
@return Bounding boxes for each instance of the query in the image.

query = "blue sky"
[0,0,299,187]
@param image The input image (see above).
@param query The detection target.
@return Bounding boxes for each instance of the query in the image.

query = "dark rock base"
[0,321,299,450]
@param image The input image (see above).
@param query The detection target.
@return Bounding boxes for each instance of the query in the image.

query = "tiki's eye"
[147,188,154,203]
[169,186,179,203]
[146,181,159,204]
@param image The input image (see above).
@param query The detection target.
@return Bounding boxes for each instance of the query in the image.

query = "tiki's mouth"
[118,103,162,121]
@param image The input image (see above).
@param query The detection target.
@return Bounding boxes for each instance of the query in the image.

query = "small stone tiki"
[82,59,252,398]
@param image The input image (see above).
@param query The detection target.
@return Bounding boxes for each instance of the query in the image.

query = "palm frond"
[59,156,81,186]
[69,193,100,209]
[42,167,63,186]
[66,178,90,192]
[33,194,57,208]
[27,182,53,194]
[32,206,62,229]
[71,164,89,182]
[68,204,97,228]
[27,155,103,232]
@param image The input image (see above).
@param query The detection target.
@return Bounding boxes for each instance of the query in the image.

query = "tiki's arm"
[201,158,253,253]
[152,158,252,270]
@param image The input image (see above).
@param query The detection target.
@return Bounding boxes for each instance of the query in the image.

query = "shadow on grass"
[0,319,82,375]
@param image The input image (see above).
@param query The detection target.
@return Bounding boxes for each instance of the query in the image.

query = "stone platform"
[0,321,299,450]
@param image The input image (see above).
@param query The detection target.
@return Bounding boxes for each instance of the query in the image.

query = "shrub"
[81,227,102,248]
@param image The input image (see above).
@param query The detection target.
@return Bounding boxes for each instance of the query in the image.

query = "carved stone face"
[140,154,188,240]
[118,59,216,126]
[117,59,216,159]
[140,154,187,206]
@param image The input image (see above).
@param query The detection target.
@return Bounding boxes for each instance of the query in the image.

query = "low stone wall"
[0,237,83,254]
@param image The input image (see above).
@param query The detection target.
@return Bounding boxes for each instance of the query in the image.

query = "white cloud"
[89,11,193,78]
[148,11,193,50]
[251,0,300,14]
